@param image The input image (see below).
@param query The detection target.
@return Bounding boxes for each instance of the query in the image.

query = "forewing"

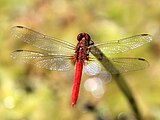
[11,50,72,71]
[11,26,75,53]
[90,34,152,54]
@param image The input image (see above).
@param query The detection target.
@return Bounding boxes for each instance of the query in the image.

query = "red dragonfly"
[11,26,152,107]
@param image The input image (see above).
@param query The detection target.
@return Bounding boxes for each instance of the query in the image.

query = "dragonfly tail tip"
[72,102,75,108]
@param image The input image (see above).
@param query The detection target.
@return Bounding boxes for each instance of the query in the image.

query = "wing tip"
[141,34,153,42]
[141,33,149,36]
[138,58,145,61]
[11,50,24,59]
[16,26,24,28]
[11,26,24,38]
[11,25,23,30]
[137,58,150,69]
[10,51,17,59]
[138,58,149,64]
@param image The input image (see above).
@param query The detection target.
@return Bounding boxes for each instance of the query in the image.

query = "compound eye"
[86,34,91,41]
[77,33,83,41]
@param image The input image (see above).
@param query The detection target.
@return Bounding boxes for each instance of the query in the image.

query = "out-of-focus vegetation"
[0,0,160,120]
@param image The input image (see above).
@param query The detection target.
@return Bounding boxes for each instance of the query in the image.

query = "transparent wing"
[11,50,73,71]
[84,61,102,76]
[84,58,149,75]
[11,26,75,53]
[90,34,152,54]
[108,58,149,74]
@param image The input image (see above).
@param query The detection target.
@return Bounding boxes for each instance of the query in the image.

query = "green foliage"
[0,0,159,120]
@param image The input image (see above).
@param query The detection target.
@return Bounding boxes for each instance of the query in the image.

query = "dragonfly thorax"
[75,33,91,62]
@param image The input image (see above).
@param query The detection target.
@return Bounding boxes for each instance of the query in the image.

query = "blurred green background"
[0,0,160,120]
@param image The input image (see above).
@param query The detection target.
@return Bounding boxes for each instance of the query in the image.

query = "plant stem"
[90,46,142,120]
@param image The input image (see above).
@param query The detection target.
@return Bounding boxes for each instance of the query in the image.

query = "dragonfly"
[11,26,152,107]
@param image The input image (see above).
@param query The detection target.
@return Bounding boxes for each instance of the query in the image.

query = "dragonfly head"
[77,33,91,42]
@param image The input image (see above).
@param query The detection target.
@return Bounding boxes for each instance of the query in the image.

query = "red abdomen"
[72,60,83,107]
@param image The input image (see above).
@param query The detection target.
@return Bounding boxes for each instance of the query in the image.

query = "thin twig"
[91,46,142,120]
